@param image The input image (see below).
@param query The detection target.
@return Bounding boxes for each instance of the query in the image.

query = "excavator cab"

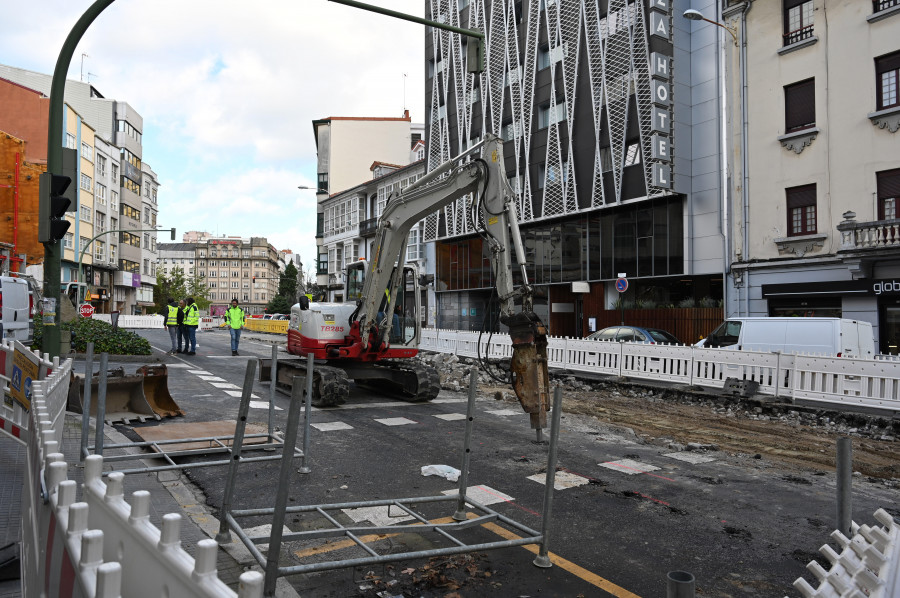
[345,260,420,348]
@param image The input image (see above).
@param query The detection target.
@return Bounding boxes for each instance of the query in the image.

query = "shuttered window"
[876,51,900,111]
[786,184,817,236]
[878,169,900,221]
[785,79,815,132]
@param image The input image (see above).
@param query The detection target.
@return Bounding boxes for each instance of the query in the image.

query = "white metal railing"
[419,329,900,415]
[791,509,899,598]
[92,314,165,329]
[22,351,264,597]
[0,339,56,444]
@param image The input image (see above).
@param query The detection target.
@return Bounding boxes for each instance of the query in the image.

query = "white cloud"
[1,0,426,268]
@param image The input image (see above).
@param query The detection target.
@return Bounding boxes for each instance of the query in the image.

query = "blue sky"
[1,0,426,275]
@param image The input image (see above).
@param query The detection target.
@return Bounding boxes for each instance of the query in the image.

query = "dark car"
[586,325,681,344]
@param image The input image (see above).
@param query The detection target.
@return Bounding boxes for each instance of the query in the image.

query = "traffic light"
[38,172,72,243]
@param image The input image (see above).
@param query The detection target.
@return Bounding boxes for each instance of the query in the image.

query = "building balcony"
[838,212,900,251]
[360,217,378,237]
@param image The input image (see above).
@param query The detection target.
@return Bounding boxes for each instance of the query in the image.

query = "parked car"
[0,275,34,345]
[585,325,680,345]
[696,317,875,357]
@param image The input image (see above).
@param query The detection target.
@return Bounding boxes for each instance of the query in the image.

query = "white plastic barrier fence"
[791,508,899,598]
[20,351,264,597]
[418,329,900,414]
[91,314,165,329]
[0,339,55,444]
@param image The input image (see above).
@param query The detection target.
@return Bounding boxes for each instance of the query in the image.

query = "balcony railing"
[874,0,899,12]
[784,24,814,46]
[360,217,378,237]
[838,215,900,250]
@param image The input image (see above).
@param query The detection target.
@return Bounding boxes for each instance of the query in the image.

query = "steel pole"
[43,0,116,358]
[94,352,108,455]
[79,342,94,460]
[453,368,478,521]
[836,437,852,535]
[533,386,562,568]
[298,354,313,474]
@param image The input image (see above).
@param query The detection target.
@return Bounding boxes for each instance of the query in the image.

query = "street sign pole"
[616,273,628,326]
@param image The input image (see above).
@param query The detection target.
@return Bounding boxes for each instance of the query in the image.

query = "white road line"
[210,382,241,389]
[484,409,525,416]
[188,370,213,375]
[224,390,260,398]
[197,376,226,382]
[249,401,282,411]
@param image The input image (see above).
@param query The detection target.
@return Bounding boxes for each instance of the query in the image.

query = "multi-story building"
[0,64,157,315]
[312,112,425,288]
[425,0,727,336]
[157,243,196,278]
[195,236,282,316]
[721,0,900,352]
[320,159,431,319]
[89,136,120,311]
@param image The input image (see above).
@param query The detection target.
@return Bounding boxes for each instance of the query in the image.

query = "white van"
[699,317,875,358]
[0,275,34,345]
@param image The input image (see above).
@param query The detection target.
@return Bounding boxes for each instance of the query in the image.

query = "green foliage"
[265,294,292,314]
[32,313,151,355]
[279,261,299,301]
[153,266,211,312]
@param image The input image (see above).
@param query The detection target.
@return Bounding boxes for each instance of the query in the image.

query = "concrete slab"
[134,421,270,452]
[664,452,717,464]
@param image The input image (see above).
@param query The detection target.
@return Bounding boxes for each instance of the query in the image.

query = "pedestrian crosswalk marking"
[249,401,282,411]
[188,370,213,375]
[312,421,354,431]
[197,375,226,382]
[599,459,660,475]
[433,413,467,421]
[210,382,240,390]
[527,471,590,490]
[224,390,259,399]
[374,417,417,426]
[485,409,524,416]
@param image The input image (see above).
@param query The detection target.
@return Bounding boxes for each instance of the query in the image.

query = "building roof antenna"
[81,53,89,81]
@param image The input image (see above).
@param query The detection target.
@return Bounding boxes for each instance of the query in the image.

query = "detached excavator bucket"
[67,364,184,424]
[506,312,551,430]
[136,365,185,418]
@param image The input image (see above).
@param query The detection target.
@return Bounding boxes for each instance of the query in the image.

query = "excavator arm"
[354,135,550,428]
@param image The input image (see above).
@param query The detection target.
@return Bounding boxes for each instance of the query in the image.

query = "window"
[317,172,328,193]
[876,51,900,111]
[599,147,613,172]
[97,154,107,177]
[786,184,817,236]
[80,205,92,222]
[143,233,150,249]
[117,120,142,143]
[80,237,90,254]
[624,143,641,167]
[121,232,141,247]
[95,183,107,205]
[874,0,900,11]
[537,163,546,189]
[538,45,550,70]
[878,169,900,221]
[94,240,105,261]
[783,0,814,46]
[81,142,93,162]
[121,203,141,221]
[784,79,815,132]
[538,104,551,129]
[64,233,74,249]
[80,173,92,191]
[66,133,76,150]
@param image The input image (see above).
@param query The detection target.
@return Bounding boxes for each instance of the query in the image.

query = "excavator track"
[354,360,441,403]
[270,361,350,407]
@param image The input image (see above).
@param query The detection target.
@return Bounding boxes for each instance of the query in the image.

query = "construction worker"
[176,299,188,353]
[162,298,179,354]
[183,297,199,355]
[224,298,245,356]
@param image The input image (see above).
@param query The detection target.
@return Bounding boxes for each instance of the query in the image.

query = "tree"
[188,275,211,311]
[279,261,299,302]
[153,266,211,312]
[265,294,292,314]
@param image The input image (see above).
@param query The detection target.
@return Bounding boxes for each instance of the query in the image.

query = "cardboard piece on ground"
[134,421,269,452]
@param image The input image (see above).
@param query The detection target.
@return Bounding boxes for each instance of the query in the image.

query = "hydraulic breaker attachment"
[505,312,551,430]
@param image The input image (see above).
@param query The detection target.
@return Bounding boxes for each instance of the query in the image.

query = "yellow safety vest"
[184,304,199,326]
[225,306,245,329]
[166,305,178,326]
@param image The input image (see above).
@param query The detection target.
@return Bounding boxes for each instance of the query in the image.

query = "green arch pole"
[43,0,116,358]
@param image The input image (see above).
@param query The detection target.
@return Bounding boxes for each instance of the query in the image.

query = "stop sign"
[79,303,95,318]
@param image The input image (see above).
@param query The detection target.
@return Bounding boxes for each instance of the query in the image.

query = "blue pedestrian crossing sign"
[615,277,628,293]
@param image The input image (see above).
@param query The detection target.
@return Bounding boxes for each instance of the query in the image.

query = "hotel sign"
[649,0,673,190]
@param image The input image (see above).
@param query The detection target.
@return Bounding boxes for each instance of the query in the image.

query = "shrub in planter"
[32,313,152,355]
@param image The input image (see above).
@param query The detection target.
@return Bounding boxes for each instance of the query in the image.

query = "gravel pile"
[414,352,900,443]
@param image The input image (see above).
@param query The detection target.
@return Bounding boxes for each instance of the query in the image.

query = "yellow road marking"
[293,514,640,597]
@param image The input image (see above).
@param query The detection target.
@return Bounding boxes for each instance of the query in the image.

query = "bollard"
[667,571,695,598]
[836,437,852,535]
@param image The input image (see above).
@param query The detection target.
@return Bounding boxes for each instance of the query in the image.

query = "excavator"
[261,135,551,429]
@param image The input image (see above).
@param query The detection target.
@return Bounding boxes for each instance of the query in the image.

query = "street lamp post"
[683,9,738,45]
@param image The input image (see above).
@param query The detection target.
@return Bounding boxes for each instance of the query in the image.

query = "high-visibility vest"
[166,305,179,326]
[225,306,245,329]
[184,303,199,326]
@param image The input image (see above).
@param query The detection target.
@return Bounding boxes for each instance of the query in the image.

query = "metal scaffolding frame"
[78,343,308,476]
[215,360,563,597]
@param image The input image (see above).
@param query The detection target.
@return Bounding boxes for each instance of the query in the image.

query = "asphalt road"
[86,328,899,597]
